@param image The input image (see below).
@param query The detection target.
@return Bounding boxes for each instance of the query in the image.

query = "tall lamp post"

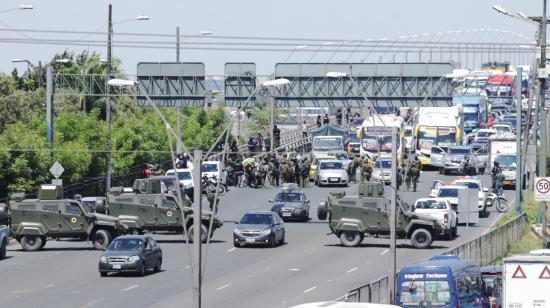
[493,2,548,247]
[260,79,290,153]
[105,4,149,192]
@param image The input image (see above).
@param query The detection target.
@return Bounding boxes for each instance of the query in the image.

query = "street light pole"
[389,126,398,304]
[105,4,113,193]
[540,0,548,248]
[176,26,182,154]
[515,67,523,215]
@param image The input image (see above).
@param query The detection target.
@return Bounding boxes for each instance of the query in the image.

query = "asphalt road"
[0,170,512,308]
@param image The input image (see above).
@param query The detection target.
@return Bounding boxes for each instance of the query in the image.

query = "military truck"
[9,184,126,251]
[317,182,447,248]
[106,176,223,243]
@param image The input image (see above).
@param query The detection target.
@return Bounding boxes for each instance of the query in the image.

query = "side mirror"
[305,200,310,204]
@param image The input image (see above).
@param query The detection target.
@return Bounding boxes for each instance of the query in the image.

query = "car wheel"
[188,223,208,243]
[154,258,162,273]
[479,207,489,218]
[445,230,453,241]
[269,234,276,248]
[411,228,433,249]
[21,235,43,251]
[439,168,443,174]
[233,241,241,248]
[452,225,458,238]
[443,169,448,175]
[100,271,108,277]
[139,261,146,276]
[303,211,309,222]
[0,239,6,259]
[339,231,363,247]
[480,168,485,174]
[317,203,328,220]
[279,231,285,245]
[93,229,112,250]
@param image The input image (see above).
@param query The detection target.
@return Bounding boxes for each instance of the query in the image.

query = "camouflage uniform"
[351,156,361,183]
[258,162,267,188]
[409,158,421,192]
[300,160,310,188]
[268,160,276,187]
[361,160,373,183]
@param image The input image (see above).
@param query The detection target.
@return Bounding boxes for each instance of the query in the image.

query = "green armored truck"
[9,184,126,251]
[317,182,447,249]
[106,176,223,243]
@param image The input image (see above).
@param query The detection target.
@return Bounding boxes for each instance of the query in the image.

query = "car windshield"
[275,192,304,202]
[202,163,218,172]
[399,280,451,306]
[329,153,348,160]
[374,160,392,169]
[494,125,510,132]
[240,213,273,225]
[166,171,192,181]
[320,161,343,170]
[106,238,143,251]
[313,138,342,150]
[448,148,469,154]
[456,182,479,189]
[416,200,447,209]
[476,131,494,138]
[437,189,458,198]
[472,146,488,154]
[495,154,517,169]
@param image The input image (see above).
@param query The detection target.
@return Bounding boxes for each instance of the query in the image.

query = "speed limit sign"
[535,177,550,201]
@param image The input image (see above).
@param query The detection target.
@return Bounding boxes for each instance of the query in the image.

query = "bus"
[414,106,464,166]
[357,114,404,160]
[396,255,488,307]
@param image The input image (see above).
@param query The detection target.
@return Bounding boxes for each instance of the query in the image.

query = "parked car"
[434,185,467,211]
[412,198,457,240]
[98,235,163,277]
[314,160,349,187]
[475,128,497,141]
[492,122,513,134]
[470,143,489,173]
[269,184,310,221]
[309,155,336,180]
[453,177,490,217]
[201,161,224,180]
[371,158,392,183]
[233,211,285,247]
[165,168,194,187]
[328,151,351,169]
[442,146,480,175]
[430,146,449,168]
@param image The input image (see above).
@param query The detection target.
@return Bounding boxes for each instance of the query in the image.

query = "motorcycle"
[201,174,227,196]
[484,189,509,213]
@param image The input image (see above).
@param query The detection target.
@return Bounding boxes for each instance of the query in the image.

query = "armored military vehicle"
[9,184,126,251]
[106,176,223,243]
[317,182,447,248]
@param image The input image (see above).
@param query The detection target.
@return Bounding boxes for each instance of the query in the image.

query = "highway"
[0,170,511,308]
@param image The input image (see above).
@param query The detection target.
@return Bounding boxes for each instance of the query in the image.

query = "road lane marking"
[264,266,271,271]
[185,265,191,270]
[380,249,389,255]
[347,267,358,273]
[216,284,231,291]
[304,248,314,253]
[227,248,236,253]
[288,268,301,271]
[44,284,55,289]
[121,285,139,292]
[13,290,32,294]
[78,299,99,308]
[303,286,317,293]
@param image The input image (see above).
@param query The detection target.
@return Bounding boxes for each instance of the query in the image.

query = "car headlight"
[100,256,107,263]
[128,256,140,262]
[234,228,242,235]
[260,229,271,236]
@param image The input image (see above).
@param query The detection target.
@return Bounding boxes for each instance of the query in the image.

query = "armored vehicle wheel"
[21,235,43,251]
[339,231,364,247]
[154,258,162,273]
[0,239,6,259]
[40,237,47,249]
[317,203,328,220]
[93,229,112,250]
[188,224,208,243]
[411,228,433,249]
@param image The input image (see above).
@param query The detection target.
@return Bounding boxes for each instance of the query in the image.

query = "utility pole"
[46,65,53,148]
[270,95,275,153]
[515,67,523,215]
[105,4,113,193]
[176,26,182,154]
[540,0,548,248]
[192,150,202,308]
[389,126,398,304]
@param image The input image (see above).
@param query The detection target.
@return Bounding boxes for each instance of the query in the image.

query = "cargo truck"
[503,250,550,307]
[488,135,517,187]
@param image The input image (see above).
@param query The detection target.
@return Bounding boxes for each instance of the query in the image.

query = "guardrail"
[337,213,528,303]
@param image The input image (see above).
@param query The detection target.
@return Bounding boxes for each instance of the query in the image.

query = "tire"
[100,272,108,277]
[0,239,6,259]
[445,230,453,241]
[93,229,112,250]
[21,235,43,251]
[217,185,227,196]
[495,198,509,213]
[411,228,433,249]
[187,224,208,243]
[269,234,276,248]
[154,258,162,273]
[443,169,448,175]
[452,226,458,238]
[479,207,489,218]
[339,231,364,247]
[439,168,443,175]
[480,168,485,174]
[139,261,146,276]
[303,210,309,222]
[317,203,328,220]
[40,237,47,249]
[279,231,285,245]
[233,241,241,248]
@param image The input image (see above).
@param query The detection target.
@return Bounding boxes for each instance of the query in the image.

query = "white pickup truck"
[412,198,457,240]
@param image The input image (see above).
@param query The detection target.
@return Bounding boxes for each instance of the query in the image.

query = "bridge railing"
[337,213,528,303]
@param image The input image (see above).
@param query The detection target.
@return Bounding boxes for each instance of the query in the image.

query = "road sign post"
[535,177,550,201]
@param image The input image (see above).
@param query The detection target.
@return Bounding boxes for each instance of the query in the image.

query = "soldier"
[258,161,268,188]
[351,155,361,183]
[361,159,373,183]
[293,159,301,186]
[268,158,276,187]
[409,156,421,192]
[301,158,310,188]
[206,185,219,213]
[405,164,412,191]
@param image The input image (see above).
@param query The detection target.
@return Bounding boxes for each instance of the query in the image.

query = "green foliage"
[244,100,283,138]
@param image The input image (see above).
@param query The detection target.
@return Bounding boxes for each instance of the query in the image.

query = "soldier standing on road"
[293,159,301,186]
[409,156,421,192]
[206,185,219,213]
[361,159,373,183]
[405,164,412,191]
[268,158,276,187]
[301,158,310,188]
[273,125,281,149]
[258,160,268,188]
[351,155,361,183]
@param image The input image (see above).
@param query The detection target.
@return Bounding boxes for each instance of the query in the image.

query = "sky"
[0,0,544,75]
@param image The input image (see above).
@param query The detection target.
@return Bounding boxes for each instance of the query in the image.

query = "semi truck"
[414,106,464,166]
[503,250,550,307]
[488,135,517,187]
[453,95,487,134]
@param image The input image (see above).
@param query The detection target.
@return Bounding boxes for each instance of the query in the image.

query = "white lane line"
[12,290,32,294]
[346,267,359,273]
[216,284,231,291]
[44,284,55,289]
[303,286,317,293]
[227,247,236,253]
[264,266,271,271]
[121,285,139,292]
[304,248,314,253]
[185,265,191,270]
[288,268,301,271]
[380,249,389,255]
